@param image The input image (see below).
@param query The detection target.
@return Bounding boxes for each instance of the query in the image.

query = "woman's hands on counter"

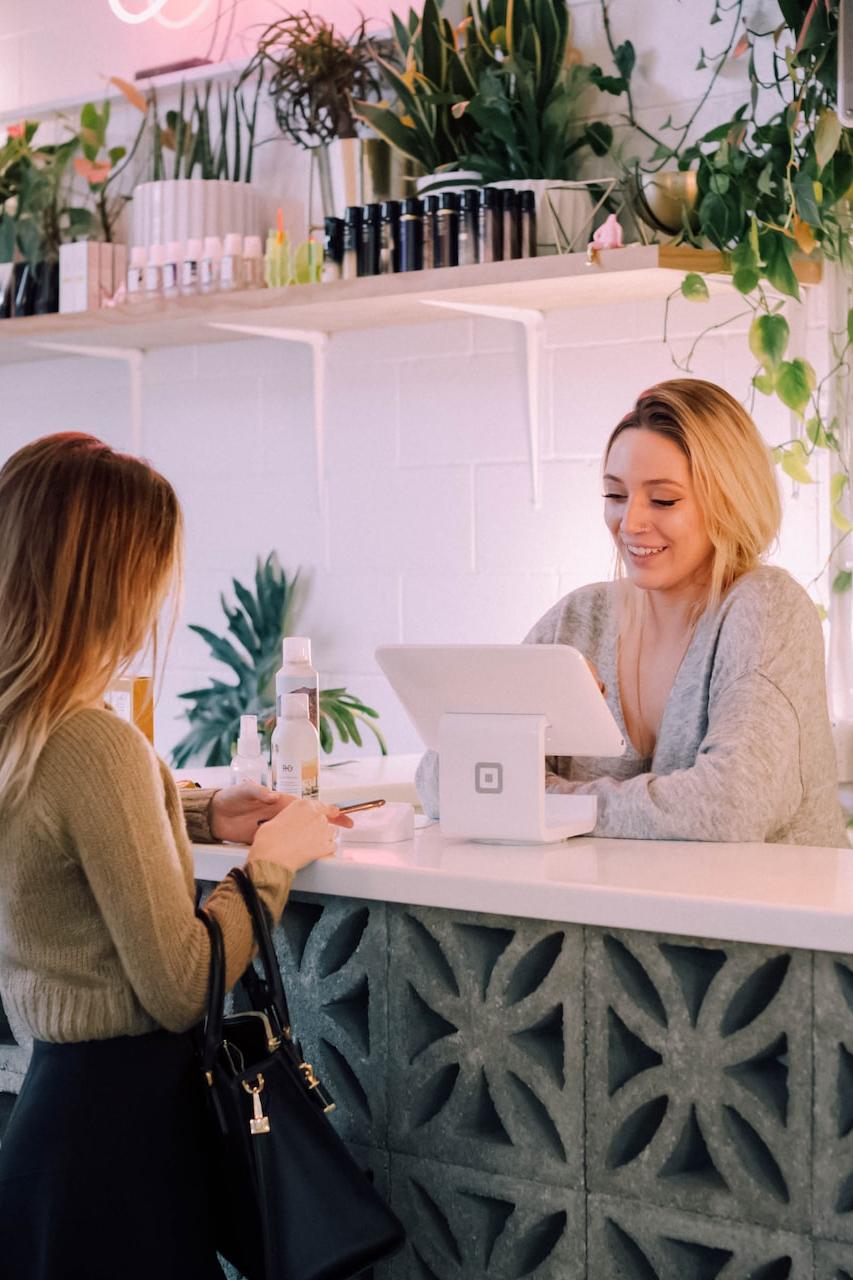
[248,796,348,874]
[209,782,353,846]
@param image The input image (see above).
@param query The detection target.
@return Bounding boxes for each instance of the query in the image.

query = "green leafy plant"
[148,73,263,183]
[240,11,386,149]
[594,0,853,596]
[355,0,611,180]
[71,78,149,241]
[0,122,83,266]
[171,553,387,768]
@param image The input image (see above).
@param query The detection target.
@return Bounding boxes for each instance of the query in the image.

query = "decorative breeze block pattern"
[586,928,812,1230]
[386,904,584,1188]
[273,892,389,1148]
[814,952,853,1243]
[389,1153,585,1279]
[588,1194,813,1279]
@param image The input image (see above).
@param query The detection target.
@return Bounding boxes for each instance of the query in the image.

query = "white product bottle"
[230,713,266,787]
[182,238,202,296]
[144,243,164,299]
[275,636,319,730]
[272,693,319,798]
[162,240,182,299]
[200,235,222,294]
[242,235,264,290]
[220,232,243,291]
[127,246,146,303]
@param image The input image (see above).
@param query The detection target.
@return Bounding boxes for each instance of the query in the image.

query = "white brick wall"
[0,0,831,763]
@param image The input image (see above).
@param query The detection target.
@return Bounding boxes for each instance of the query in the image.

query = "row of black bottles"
[323,188,538,281]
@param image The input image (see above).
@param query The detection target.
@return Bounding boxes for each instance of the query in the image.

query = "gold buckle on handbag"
[242,1074,271,1136]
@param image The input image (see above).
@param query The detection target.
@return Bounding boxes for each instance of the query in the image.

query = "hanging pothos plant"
[171,553,386,767]
[594,0,853,597]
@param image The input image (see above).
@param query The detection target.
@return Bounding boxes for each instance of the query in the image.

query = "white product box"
[59,241,100,313]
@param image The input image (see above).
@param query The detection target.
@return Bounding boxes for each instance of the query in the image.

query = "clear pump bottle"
[230,714,266,787]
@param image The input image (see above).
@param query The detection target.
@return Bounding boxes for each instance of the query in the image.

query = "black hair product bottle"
[478,188,503,262]
[398,197,423,272]
[518,190,538,258]
[436,192,459,268]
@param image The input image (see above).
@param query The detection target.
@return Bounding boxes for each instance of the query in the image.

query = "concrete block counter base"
[4,826,853,1278]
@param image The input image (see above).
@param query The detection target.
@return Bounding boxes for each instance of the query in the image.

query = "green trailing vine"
[595,0,853,597]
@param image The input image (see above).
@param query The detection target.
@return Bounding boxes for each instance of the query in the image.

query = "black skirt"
[0,1027,226,1280]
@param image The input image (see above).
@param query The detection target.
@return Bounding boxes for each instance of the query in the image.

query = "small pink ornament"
[590,213,624,251]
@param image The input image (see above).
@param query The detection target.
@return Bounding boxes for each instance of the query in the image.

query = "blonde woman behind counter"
[0,434,351,1280]
[417,379,846,848]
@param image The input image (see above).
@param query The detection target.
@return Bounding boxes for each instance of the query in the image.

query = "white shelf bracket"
[30,342,144,453]
[210,322,331,512]
[421,300,546,507]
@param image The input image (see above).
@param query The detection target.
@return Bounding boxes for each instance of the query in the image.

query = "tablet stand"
[438,712,597,844]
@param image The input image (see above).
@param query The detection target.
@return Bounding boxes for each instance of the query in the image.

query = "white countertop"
[177,755,422,808]
[193,823,853,954]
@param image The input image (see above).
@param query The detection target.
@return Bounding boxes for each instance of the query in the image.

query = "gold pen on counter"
[258,798,386,825]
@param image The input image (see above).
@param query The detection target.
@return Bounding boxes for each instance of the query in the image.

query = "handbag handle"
[227,866,293,1038]
[196,905,226,1076]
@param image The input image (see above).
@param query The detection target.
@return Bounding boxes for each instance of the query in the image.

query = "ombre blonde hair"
[0,433,182,811]
[605,378,781,617]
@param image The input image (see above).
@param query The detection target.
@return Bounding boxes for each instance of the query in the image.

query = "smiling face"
[603,427,715,597]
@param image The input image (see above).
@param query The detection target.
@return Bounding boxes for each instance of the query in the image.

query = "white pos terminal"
[376,644,626,844]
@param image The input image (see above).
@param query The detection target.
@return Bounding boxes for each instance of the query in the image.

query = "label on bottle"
[275,755,318,798]
[277,679,318,729]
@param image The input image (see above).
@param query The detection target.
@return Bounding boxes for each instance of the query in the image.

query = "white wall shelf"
[0,244,821,506]
[0,245,821,365]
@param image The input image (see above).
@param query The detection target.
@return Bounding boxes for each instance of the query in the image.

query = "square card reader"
[376,644,626,845]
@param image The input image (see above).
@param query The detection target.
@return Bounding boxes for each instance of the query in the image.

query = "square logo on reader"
[475,762,503,794]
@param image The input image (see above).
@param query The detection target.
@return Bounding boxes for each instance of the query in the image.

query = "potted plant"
[130,73,265,250]
[239,12,395,221]
[0,121,87,315]
[172,553,387,768]
[355,0,613,251]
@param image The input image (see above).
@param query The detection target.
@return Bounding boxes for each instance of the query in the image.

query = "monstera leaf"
[171,553,386,767]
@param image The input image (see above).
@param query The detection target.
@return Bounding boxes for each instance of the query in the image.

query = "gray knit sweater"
[415,566,847,847]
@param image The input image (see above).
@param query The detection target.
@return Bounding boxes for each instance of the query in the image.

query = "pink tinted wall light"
[108,0,212,28]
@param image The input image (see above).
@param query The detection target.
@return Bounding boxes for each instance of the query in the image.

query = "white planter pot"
[415,170,482,196]
[490,179,594,255]
[130,179,267,249]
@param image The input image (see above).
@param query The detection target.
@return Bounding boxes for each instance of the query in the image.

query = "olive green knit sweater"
[0,708,292,1043]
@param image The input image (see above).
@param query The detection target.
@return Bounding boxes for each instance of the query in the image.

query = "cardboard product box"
[59,241,100,313]
[105,676,154,745]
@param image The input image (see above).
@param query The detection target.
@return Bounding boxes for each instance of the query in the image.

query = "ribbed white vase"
[130,180,266,249]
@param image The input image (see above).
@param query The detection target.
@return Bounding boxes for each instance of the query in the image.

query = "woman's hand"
[210,782,353,845]
[248,797,341,874]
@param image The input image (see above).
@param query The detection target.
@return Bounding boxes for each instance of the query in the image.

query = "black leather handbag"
[196,867,405,1280]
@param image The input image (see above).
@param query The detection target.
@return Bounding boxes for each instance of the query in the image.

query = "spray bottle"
[276,637,318,730]
[230,714,266,787]
[272,694,319,798]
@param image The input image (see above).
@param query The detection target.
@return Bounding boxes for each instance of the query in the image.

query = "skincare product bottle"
[322,216,344,282]
[200,235,222,294]
[272,693,319,799]
[501,189,521,260]
[458,189,479,266]
[478,188,503,263]
[343,206,362,280]
[398,197,423,272]
[181,238,202,295]
[162,241,181,299]
[421,195,439,270]
[242,236,264,289]
[126,246,146,303]
[519,189,537,258]
[144,243,164,299]
[220,233,243,291]
[276,635,319,729]
[379,200,400,274]
[231,714,266,787]
[361,203,381,277]
[436,192,459,268]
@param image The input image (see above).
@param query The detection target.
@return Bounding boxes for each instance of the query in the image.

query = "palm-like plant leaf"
[171,553,386,768]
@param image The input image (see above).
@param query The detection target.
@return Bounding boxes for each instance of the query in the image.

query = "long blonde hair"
[605,378,781,618]
[0,433,182,811]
